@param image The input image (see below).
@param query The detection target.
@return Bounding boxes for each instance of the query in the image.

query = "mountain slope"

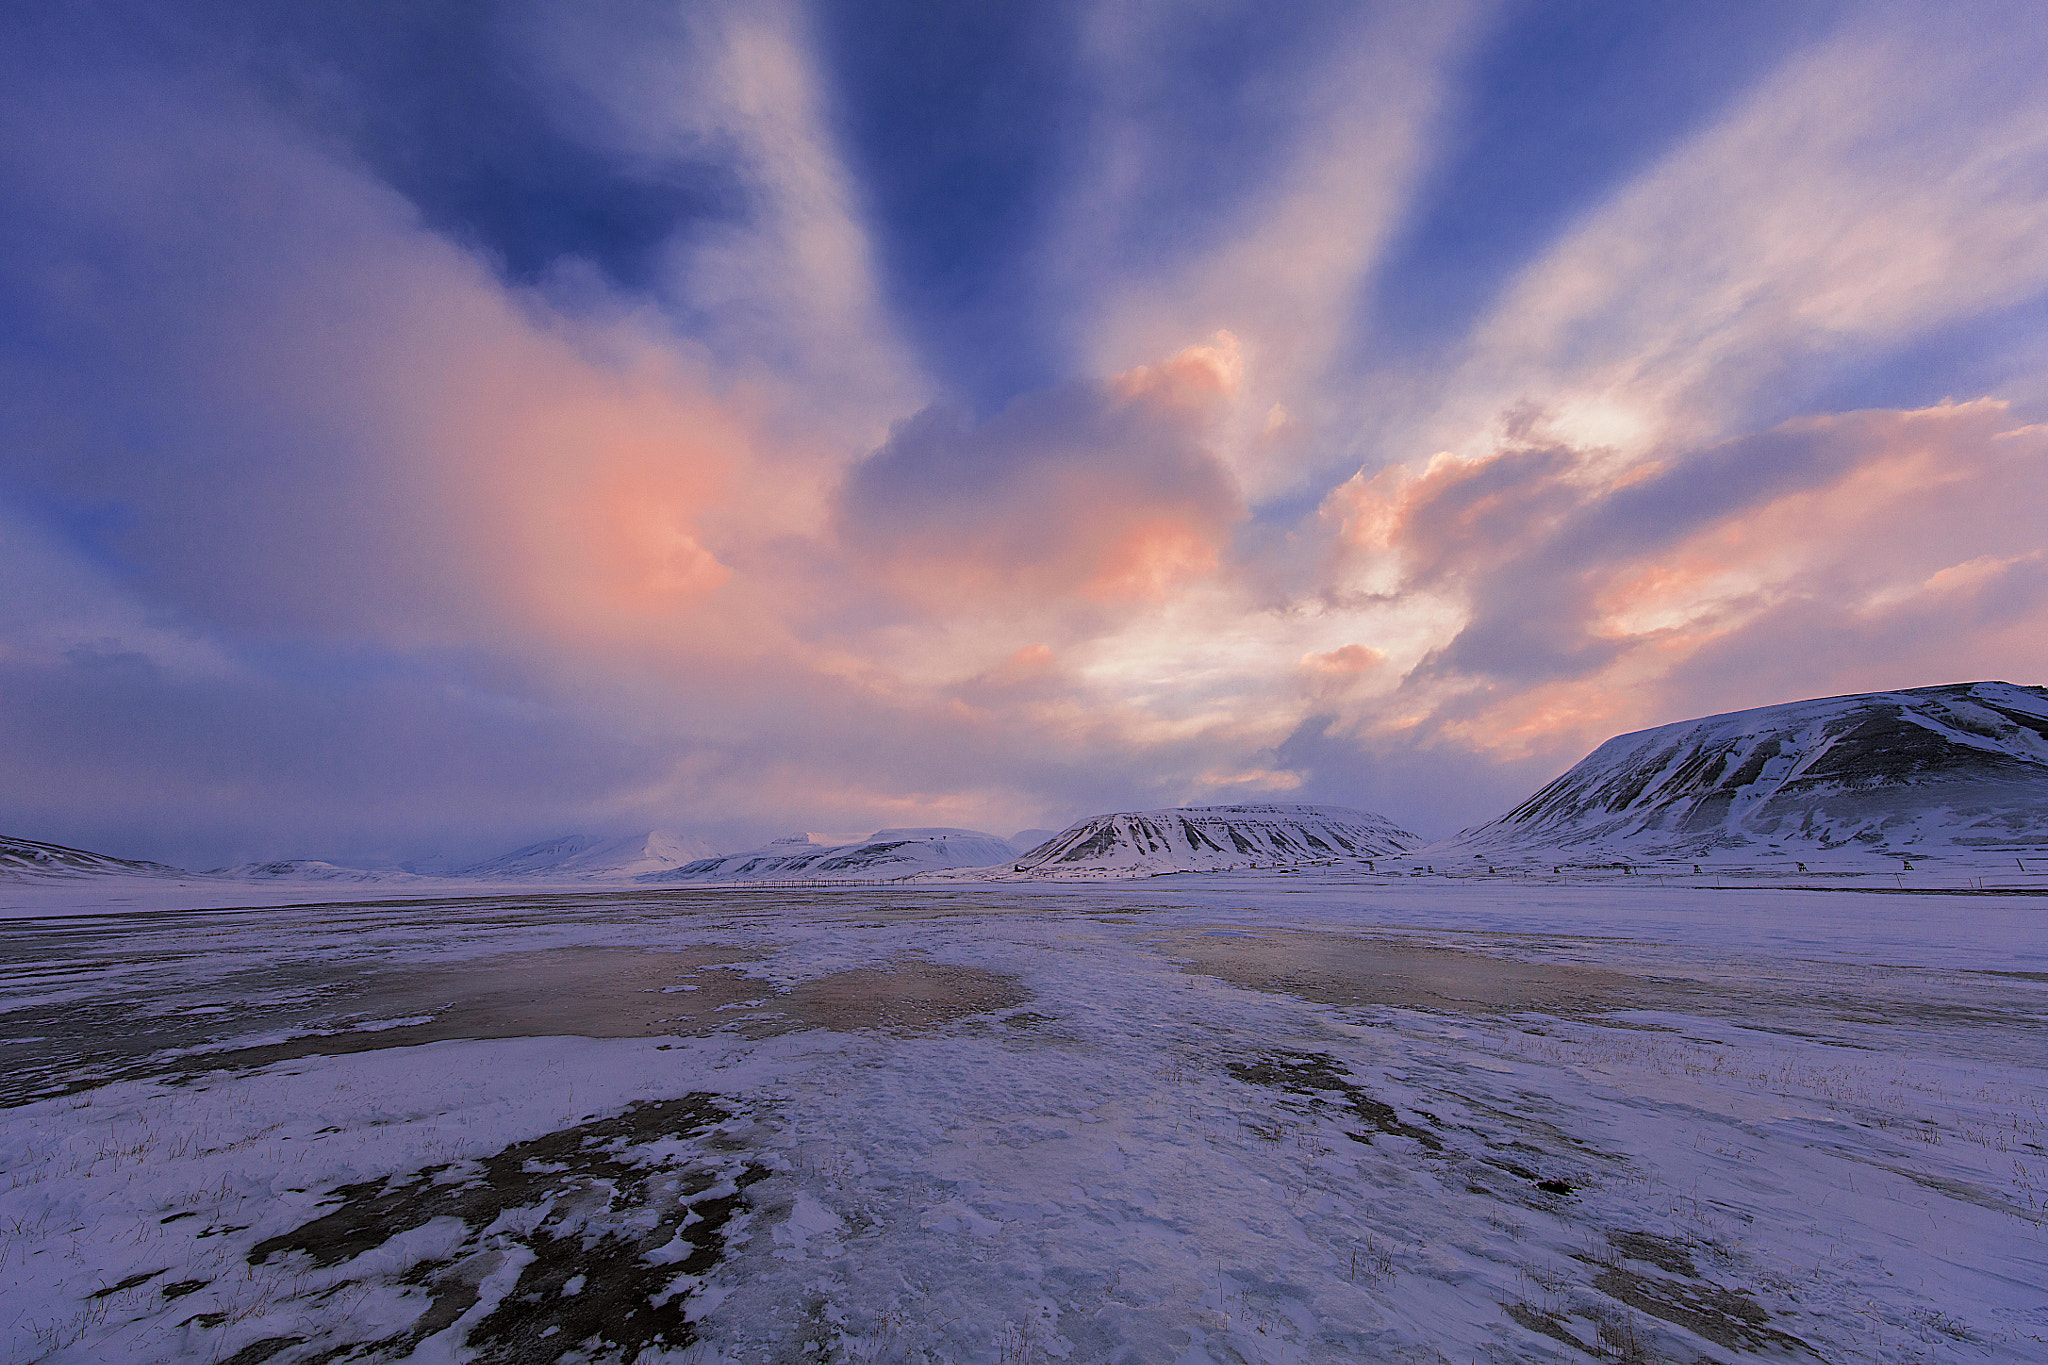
[0,836,187,880]
[1440,681,2048,862]
[648,829,1018,883]
[1010,803,1420,878]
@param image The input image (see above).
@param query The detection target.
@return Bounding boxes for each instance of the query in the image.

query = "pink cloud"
[416,335,759,644]
[1297,643,1387,705]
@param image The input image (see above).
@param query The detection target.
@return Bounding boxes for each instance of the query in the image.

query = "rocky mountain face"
[1438,681,2048,863]
[1010,803,1420,879]
[649,829,1020,883]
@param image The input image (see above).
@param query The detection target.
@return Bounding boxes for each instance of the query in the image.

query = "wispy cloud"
[624,0,926,436]
[1053,0,1485,499]
[1437,9,2048,460]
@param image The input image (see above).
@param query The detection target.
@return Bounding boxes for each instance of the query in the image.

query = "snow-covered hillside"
[0,835,185,880]
[1009,803,1420,878]
[649,829,1019,883]
[1437,681,2048,864]
[457,831,717,881]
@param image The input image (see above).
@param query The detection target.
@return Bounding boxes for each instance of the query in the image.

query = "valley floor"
[2,882,2044,1363]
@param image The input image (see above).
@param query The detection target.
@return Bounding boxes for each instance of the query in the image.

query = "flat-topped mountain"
[1439,681,2048,862]
[1011,803,1420,878]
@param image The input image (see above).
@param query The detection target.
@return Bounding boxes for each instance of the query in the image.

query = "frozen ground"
[2,881,2044,1364]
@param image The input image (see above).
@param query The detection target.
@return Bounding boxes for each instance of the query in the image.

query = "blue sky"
[4,0,2047,866]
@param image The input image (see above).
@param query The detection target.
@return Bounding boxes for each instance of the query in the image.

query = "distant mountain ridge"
[14,682,2044,888]
[1438,681,2048,862]
[649,828,1019,883]
[211,859,429,883]
[0,830,724,886]
[1010,803,1420,879]
[0,835,186,880]
[457,831,716,880]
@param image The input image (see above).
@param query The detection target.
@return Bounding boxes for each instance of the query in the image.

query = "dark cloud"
[814,0,1087,411]
[815,0,1369,412]
[191,0,744,293]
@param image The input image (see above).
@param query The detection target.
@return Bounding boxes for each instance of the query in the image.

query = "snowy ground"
[3,881,2044,1364]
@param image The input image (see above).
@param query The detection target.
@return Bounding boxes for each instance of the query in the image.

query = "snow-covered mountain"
[1009,803,1421,879]
[457,831,717,881]
[0,835,186,880]
[1437,681,2048,864]
[647,829,1018,883]
[206,832,722,885]
[208,859,430,884]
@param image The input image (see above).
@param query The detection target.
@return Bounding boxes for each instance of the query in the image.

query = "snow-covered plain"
[3,879,2043,1364]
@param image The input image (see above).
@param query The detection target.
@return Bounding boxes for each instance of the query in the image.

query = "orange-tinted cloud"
[421,335,757,643]
[1300,643,1385,678]
[1297,642,1387,703]
[837,340,1246,609]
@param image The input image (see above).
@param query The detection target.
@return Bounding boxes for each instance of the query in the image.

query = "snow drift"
[647,829,1020,883]
[1437,681,2048,864]
[1009,803,1420,879]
